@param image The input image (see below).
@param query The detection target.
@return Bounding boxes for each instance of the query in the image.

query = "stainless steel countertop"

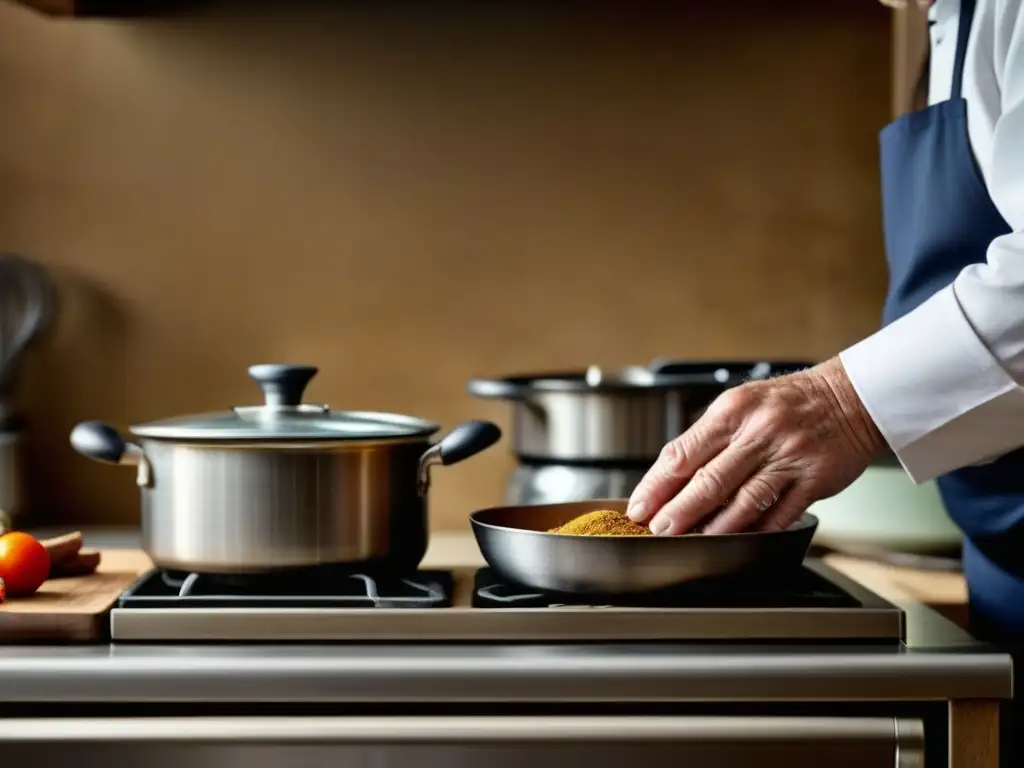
[0,528,1012,704]
[0,641,1012,703]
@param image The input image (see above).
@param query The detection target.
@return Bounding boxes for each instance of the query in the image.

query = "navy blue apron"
[880,0,1022,756]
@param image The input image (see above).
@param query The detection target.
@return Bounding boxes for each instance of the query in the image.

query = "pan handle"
[416,420,501,496]
[70,421,152,488]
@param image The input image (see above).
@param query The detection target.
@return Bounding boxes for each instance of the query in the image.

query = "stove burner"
[472,567,863,609]
[119,568,453,609]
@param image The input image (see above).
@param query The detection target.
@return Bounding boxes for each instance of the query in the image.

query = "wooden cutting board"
[0,549,152,642]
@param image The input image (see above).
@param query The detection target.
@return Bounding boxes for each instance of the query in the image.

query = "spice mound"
[548,509,652,536]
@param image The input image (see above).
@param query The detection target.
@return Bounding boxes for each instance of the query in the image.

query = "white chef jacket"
[840,0,1024,483]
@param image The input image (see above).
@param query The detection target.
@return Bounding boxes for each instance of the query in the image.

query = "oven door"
[0,715,923,767]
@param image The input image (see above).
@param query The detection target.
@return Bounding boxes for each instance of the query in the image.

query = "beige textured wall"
[0,0,891,529]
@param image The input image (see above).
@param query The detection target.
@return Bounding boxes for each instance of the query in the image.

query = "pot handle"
[70,421,152,488]
[417,420,502,496]
[466,377,531,400]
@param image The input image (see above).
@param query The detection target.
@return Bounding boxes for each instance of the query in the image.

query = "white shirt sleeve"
[839,0,1024,484]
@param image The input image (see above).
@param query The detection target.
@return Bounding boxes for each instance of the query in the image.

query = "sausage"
[40,532,84,567]
[48,549,102,579]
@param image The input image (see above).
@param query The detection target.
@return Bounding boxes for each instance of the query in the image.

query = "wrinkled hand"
[626,357,887,536]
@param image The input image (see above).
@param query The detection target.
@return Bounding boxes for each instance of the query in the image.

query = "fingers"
[646,444,767,535]
[701,471,793,535]
[753,486,813,532]
[626,417,731,525]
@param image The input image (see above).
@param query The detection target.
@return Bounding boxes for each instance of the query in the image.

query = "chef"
[627,0,1023,755]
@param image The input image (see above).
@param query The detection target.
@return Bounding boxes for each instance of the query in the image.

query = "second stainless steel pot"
[468,360,813,464]
[70,364,501,574]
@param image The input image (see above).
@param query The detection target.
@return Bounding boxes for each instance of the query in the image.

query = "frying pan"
[469,500,818,595]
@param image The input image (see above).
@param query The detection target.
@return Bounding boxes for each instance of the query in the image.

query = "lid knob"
[248,364,318,408]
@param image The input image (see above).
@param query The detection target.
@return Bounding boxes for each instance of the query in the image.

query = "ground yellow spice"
[548,509,652,536]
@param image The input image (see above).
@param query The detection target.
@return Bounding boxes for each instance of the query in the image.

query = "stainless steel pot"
[505,463,649,506]
[70,364,501,574]
[468,360,813,464]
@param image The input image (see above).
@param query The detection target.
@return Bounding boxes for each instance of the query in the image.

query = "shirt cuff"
[839,286,1024,483]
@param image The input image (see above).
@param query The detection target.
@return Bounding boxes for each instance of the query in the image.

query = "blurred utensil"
[0,430,23,526]
[469,499,818,594]
[0,253,55,397]
[0,254,56,525]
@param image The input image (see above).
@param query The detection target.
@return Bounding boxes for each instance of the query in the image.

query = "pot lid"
[647,359,815,385]
[130,364,440,441]
[468,360,815,398]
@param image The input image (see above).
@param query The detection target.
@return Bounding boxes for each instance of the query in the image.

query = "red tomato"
[0,532,50,597]
[0,576,6,602]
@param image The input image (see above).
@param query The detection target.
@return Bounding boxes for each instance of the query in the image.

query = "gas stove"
[109,559,904,643]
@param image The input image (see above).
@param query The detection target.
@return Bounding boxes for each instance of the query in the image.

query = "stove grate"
[472,567,863,609]
[118,569,453,609]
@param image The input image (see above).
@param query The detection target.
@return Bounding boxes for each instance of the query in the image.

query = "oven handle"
[0,715,923,748]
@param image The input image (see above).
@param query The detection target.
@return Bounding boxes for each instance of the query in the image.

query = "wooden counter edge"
[821,552,970,630]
